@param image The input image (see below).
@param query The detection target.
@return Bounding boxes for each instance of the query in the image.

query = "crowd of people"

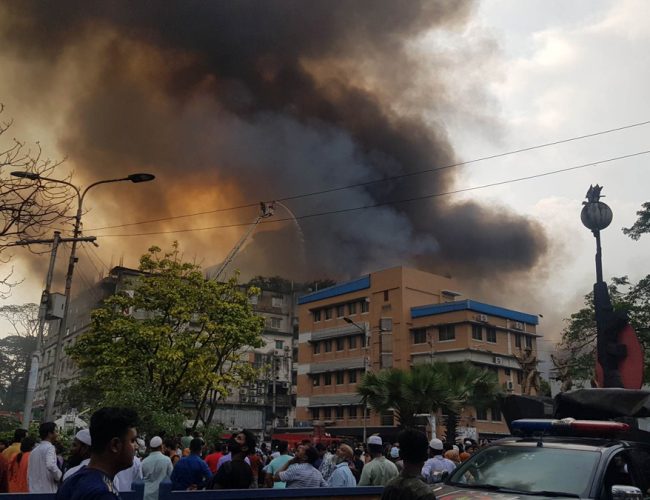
[0,407,484,499]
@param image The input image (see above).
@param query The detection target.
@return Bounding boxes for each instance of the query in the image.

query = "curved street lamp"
[11,170,155,419]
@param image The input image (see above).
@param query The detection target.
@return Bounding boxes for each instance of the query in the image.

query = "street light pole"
[344,316,369,442]
[11,171,155,420]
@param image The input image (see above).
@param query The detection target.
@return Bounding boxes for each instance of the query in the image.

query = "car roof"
[489,436,640,450]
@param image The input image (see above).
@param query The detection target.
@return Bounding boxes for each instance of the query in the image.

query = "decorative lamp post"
[580,185,625,387]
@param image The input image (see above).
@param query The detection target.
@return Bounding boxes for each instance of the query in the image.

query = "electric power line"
[85,119,650,232]
[96,149,650,238]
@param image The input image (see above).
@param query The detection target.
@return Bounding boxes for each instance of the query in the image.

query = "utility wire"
[96,149,650,238]
[86,119,650,232]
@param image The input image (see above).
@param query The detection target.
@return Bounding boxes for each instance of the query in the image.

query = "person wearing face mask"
[207,430,256,490]
[170,438,212,491]
[327,444,357,487]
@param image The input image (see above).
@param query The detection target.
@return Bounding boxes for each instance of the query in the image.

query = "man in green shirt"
[358,435,399,486]
[381,429,436,500]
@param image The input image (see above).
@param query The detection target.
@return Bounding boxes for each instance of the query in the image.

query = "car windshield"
[448,445,600,497]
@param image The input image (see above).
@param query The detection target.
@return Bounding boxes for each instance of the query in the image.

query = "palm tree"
[357,364,448,428]
[357,361,500,443]
[427,362,501,445]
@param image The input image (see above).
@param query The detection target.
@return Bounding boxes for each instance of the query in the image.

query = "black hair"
[368,443,383,455]
[277,440,288,453]
[305,445,319,465]
[190,438,203,453]
[13,429,28,443]
[397,428,429,464]
[314,443,326,452]
[239,429,256,453]
[354,448,363,457]
[39,422,56,440]
[90,407,139,454]
[16,437,36,464]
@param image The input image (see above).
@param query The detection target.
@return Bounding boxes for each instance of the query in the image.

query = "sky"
[1,0,648,376]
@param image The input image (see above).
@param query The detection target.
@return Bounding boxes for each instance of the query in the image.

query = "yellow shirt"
[2,443,21,462]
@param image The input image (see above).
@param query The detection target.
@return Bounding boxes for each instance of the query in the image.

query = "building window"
[324,340,332,352]
[504,368,511,376]
[336,407,344,419]
[349,336,357,349]
[438,324,455,342]
[272,296,284,307]
[313,342,320,355]
[336,371,344,384]
[472,324,483,340]
[312,407,320,419]
[314,309,321,322]
[348,302,357,315]
[325,308,333,320]
[412,328,427,344]
[491,404,502,421]
[381,411,394,426]
[323,407,331,419]
[312,374,320,386]
[349,370,357,383]
[336,305,345,318]
[383,290,389,301]
[486,327,497,343]
[516,371,523,384]
[324,372,332,385]
[349,406,357,419]
[275,340,284,349]
[525,335,533,349]
[476,407,488,421]
[336,337,345,351]
[515,334,522,348]
[361,300,369,313]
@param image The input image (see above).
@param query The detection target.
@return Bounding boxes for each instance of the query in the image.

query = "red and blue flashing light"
[512,418,630,435]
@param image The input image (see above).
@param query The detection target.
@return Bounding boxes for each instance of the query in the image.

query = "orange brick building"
[295,266,540,439]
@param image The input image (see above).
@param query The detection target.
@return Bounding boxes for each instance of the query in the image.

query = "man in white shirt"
[421,438,455,484]
[62,429,92,481]
[28,422,62,492]
[113,451,142,491]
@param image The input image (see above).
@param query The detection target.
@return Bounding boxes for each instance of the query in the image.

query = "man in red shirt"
[204,444,225,474]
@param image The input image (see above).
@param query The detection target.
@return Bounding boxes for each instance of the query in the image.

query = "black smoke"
[0,0,547,282]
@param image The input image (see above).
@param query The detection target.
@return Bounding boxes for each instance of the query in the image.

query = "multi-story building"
[295,266,540,439]
[33,267,300,437]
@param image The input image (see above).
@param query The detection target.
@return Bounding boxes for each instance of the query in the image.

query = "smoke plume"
[0,0,548,283]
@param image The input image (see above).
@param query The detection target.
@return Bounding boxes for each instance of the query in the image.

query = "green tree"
[66,243,265,432]
[358,362,500,443]
[0,303,38,410]
[623,202,650,240]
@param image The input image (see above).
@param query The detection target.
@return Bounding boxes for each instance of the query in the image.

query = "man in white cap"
[421,438,455,484]
[141,436,172,500]
[358,435,398,486]
[62,430,92,481]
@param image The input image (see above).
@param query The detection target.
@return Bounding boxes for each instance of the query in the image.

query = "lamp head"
[11,171,40,180]
[127,173,155,183]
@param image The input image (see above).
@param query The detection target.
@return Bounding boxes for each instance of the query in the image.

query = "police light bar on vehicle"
[511,418,630,435]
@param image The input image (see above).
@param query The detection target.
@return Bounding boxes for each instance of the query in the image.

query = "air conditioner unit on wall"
[494,356,503,365]
[506,381,514,391]
[250,396,258,404]
[241,396,249,403]
[477,314,488,322]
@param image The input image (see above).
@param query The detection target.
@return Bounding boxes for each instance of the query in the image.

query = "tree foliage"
[66,243,265,431]
[623,202,650,240]
[0,105,73,297]
[0,303,38,410]
[358,362,500,443]
[554,276,650,386]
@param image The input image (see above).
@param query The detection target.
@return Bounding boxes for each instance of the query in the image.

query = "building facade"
[295,266,540,439]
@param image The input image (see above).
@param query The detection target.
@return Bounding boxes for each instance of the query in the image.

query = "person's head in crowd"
[229,430,256,459]
[315,443,327,457]
[189,438,203,455]
[89,407,139,478]
[277,440,289,455]
[39,421,58,442]
[304,445,319,466]
[397,428,429,470]
[367,435,383,457]
[15,436,36,464]
[163,438,176,456]
[445,449,460,463]
[150,436,163,452]
[390,446,400,460]
[336,444,354,464]
[12,428,28,445]
[354,448,363,460]
[428,438,443,457]
[69,429,92,467]
[459,451,471,462]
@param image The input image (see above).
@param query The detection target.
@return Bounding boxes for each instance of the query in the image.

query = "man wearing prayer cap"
[421,438,455,484]
[62,430,92,481]
[358,435,398,486]
[141,436,172,500]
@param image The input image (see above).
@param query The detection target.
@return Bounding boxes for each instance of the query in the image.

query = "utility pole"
[16,232,95,427]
